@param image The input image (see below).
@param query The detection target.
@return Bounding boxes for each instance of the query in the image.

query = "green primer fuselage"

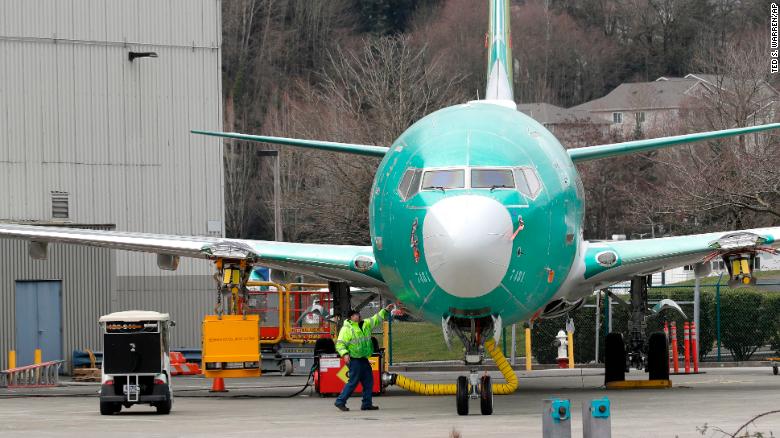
[369,101,584,324]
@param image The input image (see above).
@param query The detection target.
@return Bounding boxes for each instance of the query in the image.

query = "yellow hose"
[394,374,457,395]
[392,338,518,395]
[484,339,518,394]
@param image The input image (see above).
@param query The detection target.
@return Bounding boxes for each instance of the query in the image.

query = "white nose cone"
[423,195,513,298]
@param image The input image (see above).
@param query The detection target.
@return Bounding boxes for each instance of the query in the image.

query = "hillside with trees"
[221,0,777,243]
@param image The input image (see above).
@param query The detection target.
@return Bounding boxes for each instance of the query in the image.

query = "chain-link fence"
[387,277,780,365]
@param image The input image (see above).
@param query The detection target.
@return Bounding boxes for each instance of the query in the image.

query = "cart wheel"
[479,375,493,416]
[155,396,172,415]
[773,365,778,376]
[456,376,469,416]
[100,401,120,415]
[280,359,294,376]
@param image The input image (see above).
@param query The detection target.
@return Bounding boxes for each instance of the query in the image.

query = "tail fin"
[485,0,513,101]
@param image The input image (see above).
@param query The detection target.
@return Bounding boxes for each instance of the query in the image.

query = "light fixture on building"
[128,51,158,62]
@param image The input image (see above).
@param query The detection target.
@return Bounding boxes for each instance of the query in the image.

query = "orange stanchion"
[671,322,679,374]
[691,322,699,373]
[683,322,691,374]
[664,322,670,369]
[210,377,227,392]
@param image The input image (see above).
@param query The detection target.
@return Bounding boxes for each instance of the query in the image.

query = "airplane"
[1,0,779,416]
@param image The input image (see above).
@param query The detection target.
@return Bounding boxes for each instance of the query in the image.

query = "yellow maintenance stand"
[201,259,262,386]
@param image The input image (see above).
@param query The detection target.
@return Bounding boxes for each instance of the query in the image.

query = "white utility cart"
[98,311,174,415]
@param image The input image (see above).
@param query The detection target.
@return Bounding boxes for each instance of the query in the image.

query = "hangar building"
[0,0,224,371]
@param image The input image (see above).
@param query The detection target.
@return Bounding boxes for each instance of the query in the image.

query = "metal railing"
[0,360,64,388]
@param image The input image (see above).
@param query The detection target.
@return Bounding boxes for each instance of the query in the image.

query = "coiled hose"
[484,339,518,394]
[389,338,518,395]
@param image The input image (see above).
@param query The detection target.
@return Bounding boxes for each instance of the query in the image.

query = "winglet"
[192,130,389,157]
[568,122,780,162]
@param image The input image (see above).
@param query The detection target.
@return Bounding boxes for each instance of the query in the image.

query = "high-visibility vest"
[335,309,387,359]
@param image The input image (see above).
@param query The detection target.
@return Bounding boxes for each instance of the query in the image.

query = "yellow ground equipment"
[285,283,334,343]
[243,281,334,375]
[202,315,260,378]
[386,338,517,395]
[726,253,756,286]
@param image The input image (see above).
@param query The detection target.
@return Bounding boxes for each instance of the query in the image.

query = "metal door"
[15,281,63,366]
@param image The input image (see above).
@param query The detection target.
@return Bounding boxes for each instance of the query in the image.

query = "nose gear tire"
[456,376,469,416]
[480,375,493,415]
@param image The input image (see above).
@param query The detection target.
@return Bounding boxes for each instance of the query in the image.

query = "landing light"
[353,255,375,272]
[710,232,763,250]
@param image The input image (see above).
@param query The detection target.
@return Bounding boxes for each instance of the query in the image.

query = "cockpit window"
[471,169,515,189]
[514,167,542,198]
[397,169,415,198]
[397,168,422,200]
[421,169,465,190]
[407,170,423,198]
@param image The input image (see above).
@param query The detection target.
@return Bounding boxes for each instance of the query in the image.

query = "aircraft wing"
[0,223,384,287]
[191,130,389,157]
[567,123,780,162]
[573,227,780,290]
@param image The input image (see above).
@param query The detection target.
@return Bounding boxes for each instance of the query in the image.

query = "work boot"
[335,403,349,412]
[361,405,379,411]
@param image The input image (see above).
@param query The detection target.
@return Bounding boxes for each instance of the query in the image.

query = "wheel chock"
[583,398,611,438]
[605,379,671,389]
[542,398,571,438]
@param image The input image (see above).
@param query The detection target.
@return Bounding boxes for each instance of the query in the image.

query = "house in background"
[517,102,610,147]
[571,74,780,137]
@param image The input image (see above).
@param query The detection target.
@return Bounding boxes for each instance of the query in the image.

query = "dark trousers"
[335,357,374,408]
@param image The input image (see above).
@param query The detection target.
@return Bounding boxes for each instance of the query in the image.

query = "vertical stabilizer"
[485,0,514,101]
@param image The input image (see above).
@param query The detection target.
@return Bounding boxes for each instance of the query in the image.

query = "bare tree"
[653,35,780,229]
[221,0,350,238]
[264,35,468,244]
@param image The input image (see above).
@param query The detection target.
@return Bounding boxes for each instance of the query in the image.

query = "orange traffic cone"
[210,377,227,392]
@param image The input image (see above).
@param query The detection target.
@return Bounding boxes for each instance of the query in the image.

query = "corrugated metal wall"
[0,237,114,372]
[0,0,224,363]
[115,273,216,350]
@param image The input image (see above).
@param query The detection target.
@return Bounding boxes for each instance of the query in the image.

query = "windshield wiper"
[489,184,512,192]
[430,186,446,193]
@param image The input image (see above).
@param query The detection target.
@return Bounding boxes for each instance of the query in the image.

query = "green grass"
[387,321,526,363]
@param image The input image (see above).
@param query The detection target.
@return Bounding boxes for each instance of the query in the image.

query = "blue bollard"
[543,398,572,438]
[583,397,612,438]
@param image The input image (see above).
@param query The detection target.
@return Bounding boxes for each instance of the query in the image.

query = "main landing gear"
[604,276,674,385]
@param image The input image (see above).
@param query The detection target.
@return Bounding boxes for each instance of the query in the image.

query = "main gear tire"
[604,332,626,385]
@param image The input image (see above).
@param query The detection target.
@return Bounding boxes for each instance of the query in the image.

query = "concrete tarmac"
[1,367,778,437]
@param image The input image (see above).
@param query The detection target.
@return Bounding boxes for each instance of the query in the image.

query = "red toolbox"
[314,352,385,396]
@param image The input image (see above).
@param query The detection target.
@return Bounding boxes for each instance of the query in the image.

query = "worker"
[334,303,395,412]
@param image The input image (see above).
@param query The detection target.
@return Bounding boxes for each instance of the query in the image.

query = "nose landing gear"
[454,372,494,415]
